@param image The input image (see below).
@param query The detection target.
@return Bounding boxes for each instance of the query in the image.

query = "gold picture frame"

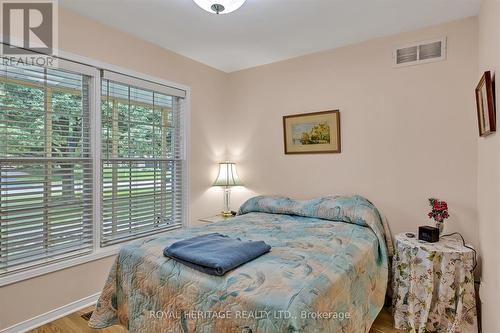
[475,71,496,137]
[283,110,341,154]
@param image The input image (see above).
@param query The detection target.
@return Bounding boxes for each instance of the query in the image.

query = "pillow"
[238,194,393,262]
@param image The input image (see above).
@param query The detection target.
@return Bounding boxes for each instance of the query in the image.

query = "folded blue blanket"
[163,233,271,276]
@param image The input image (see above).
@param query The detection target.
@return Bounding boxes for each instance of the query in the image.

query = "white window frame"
[99,71,186,246]
[0,50,190,287]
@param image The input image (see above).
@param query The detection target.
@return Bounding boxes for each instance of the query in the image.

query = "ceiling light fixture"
[193,0,246,14]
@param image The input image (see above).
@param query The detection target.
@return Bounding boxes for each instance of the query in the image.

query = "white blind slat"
[102,70,186,98]
[0,60,94,273]
[100,78,184,246]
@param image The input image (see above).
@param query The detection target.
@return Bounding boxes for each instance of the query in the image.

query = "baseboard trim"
[0,292,100,333]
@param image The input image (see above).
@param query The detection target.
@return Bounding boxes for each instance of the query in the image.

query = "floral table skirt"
[392,233,477,333]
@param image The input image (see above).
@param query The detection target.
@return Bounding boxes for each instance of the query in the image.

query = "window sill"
[0,227,182,287]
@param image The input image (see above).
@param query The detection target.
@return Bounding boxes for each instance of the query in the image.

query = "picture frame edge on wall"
[282,109,341,155]
[475,70,496,137]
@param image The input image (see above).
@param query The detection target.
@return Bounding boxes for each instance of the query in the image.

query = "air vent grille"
[394,37,446,67]
[397,46,418,64]
[419,41,442,60]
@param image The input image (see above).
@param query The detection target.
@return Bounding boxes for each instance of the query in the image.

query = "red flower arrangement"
[428,198,449,223]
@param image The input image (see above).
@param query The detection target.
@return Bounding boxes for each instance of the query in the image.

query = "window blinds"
[0,60,94,273]
[100,72,184,246]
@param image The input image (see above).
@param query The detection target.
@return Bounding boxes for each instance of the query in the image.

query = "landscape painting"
[283,110,341,154]
[292,122,331,145]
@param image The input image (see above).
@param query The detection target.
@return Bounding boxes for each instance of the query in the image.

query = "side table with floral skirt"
[392,233,477,333]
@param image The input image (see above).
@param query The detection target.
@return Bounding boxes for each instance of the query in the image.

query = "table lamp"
[213,161,243,217]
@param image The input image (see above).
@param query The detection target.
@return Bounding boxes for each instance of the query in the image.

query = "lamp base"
[221,211,234,218]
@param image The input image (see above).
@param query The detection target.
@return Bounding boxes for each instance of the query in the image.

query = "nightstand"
[190,214,235,227]
[392,232,477,332]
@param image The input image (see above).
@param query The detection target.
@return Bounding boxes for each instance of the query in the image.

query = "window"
[0,57,188,281]
[0,59,95,273]
[100,71,186,246]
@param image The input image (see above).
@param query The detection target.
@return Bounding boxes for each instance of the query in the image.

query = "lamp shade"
[193,0,246,14]
[213,162,243,186]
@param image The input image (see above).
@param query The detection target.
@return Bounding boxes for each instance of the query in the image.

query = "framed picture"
[283,110,341,154]
[475,71,496,137]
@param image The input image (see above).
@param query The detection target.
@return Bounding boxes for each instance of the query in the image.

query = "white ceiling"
[60,0,480,73]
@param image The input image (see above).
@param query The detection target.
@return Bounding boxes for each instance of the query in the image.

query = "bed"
[89,195,392,333]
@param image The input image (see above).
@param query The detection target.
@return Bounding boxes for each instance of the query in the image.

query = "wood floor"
[28,305,405,333]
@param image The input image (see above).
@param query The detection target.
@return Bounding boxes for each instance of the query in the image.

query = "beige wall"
[226,18,479,244]
[0,8,229,330]
[0,11,483,331]
[477,0,500,332]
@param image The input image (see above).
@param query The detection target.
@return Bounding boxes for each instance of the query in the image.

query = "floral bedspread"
[89,195,391,333]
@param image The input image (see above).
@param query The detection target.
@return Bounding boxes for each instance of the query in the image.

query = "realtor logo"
[1,0,58,66]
